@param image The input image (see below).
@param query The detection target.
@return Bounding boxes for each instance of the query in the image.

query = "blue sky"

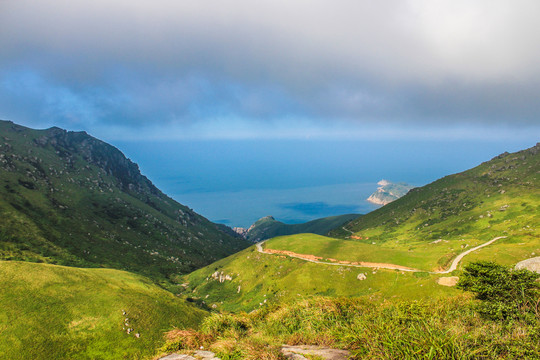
[0,1,539,226]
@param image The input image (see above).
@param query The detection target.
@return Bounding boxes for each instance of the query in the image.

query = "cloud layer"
[1,0,539,138]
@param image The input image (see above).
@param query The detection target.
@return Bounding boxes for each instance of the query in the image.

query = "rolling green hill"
[329,143,540,265]
[0,260,206,360]
[0,120,250,284]
[238,214,361,242]
[181,235,460,312]
[182,144,539,312]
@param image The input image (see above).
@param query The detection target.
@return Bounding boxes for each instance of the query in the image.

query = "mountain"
[366,179,414,205]
[182,144,539,311]
[330,143,540,248]
[234,214,361,242]
[0,120,250,284]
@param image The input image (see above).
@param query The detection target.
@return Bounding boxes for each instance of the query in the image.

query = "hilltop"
[234,214,360,242]
[0,120,250,284]
[330,143,540,262]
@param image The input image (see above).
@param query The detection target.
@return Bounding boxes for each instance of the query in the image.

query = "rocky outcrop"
[281,345,350,360]
[159,351,220,360]
[367,179,414,205]
[515,257,540,274]
[232,227,248,237]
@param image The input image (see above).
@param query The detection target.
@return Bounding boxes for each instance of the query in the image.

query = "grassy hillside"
[0,120,249,284]
[266,234,453,271]
[182,144,539,312]
[0,260,206,360]
[329,143,540,262]
[243,214,361,242]
[182,241,458,312]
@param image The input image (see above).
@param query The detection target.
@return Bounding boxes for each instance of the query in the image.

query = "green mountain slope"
[329,143,540,266]
[0,260,206,360]
[181,237,457,312]
[182,144,540,311]
[239,214,361,242]
[0,120,250,284]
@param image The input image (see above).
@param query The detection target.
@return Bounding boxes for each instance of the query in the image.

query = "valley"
[0,120,538,359]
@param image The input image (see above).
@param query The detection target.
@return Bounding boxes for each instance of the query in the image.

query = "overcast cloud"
[1,0,539,139]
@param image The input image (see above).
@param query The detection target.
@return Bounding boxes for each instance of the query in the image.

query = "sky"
[1,0,539,140]
[1,1,539,226]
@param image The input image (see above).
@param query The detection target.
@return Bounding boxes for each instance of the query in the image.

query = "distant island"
[367,179,415,205]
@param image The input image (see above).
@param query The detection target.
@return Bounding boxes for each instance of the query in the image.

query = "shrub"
[200,313,250,338]
[457,261,540,321]
[161,329,212,352]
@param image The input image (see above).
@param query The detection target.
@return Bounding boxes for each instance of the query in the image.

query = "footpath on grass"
[256,236,507,274]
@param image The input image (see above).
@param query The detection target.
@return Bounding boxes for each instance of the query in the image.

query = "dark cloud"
[1,0,539,136]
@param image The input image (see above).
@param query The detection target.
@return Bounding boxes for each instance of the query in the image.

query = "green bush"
[457,261,539,321]
[200,313,250,337]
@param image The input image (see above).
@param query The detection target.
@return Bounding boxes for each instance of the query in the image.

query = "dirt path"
[256,236,506,274]
[437,236,506,274]
[341,226,354,234]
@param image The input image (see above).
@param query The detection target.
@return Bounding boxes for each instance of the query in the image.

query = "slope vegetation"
[330,143,540,267]
[0,260,206,360]
[182,241,457,312]
[182,144,539,312]
[0,120,249,283]
[242,214,360,242]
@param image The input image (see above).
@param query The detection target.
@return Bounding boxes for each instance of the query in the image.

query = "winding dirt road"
[255,236,506,274]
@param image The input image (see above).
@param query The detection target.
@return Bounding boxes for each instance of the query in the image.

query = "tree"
[458,261,539,321]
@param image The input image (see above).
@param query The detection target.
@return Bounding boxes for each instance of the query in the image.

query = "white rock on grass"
[515,257,540,274]
[357,273,367,281]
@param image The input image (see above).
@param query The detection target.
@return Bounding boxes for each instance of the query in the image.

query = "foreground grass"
[163,296,540,360]
[0,261,206,360]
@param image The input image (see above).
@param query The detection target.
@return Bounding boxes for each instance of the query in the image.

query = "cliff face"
[33,126,160,196]
[367,180,415,205]
[0,120,250,281]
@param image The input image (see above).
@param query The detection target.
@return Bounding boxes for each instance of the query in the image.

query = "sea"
[112,139,535,228]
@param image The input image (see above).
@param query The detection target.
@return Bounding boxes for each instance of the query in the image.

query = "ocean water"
[175,182,381,227]
[112,139,535,228]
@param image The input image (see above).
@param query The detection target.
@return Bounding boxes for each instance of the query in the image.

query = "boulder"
[515,257,540,274]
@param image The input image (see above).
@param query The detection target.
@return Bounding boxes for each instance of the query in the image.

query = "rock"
[357,273,367,281]
[232,227,248,237]
[281,345,350,360]
[367,180,415,205]
[210,271,233,283]
[437,276,459,287]
[158,354,196,360]
[515,257,540,274]
[193,350,220,359]
[158,351,221,360]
